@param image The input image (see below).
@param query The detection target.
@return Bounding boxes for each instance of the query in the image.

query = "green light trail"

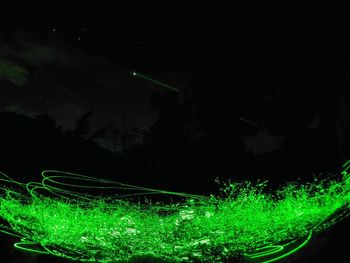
[131,71,180,93]
[0,164,349,262]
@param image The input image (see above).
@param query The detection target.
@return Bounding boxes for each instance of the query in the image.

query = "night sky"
[0,3,198,151]
[0,4,345,166]
[0,6,341,126]
[0,4,345,154]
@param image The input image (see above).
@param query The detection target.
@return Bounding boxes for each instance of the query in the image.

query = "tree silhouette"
[74,110,94,139]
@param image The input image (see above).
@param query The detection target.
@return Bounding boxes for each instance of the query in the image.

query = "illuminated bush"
[0,164,349,262]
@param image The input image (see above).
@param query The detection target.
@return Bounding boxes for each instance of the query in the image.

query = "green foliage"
[0,169,349,262]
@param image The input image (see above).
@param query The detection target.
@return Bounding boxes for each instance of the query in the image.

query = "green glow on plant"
[131,71,180,93]
[0,164,349,262]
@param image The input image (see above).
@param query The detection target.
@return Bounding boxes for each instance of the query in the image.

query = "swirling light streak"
[0,164,348,262]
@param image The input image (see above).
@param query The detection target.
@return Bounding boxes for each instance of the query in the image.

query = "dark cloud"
[20,42,72,66]
[0,29,184,152]
[0,58,28,86]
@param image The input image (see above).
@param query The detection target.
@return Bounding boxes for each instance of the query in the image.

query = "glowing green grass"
[0,164,349,262]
